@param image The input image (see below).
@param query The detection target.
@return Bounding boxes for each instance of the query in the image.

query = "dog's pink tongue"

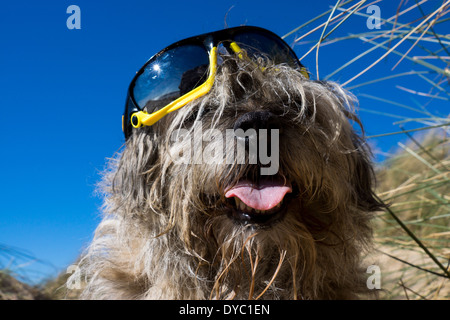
[225,180,292,211]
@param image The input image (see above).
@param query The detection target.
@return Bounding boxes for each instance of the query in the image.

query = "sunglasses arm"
[229,42,309,79]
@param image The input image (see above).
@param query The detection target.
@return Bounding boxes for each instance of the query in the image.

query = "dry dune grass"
[373,133,449,299]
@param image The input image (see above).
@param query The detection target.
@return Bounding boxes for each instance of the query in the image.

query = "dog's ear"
[335,98,385,213]
[350,134,385,212]
[111,130,160,206]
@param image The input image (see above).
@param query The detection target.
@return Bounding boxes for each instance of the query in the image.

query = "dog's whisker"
[255,249,287,300]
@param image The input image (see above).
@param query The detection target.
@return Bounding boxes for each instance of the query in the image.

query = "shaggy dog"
[75,47,384,299]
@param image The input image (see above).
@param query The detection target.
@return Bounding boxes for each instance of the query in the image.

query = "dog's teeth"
[234,197,241,207]
[240,201,246,211]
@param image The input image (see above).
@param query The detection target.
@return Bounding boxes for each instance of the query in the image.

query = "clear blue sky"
[1,1,447,284]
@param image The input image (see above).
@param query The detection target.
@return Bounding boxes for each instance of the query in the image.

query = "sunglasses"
[123,26,308,139]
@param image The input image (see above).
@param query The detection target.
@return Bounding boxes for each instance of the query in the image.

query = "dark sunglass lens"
[233,31,299,68]
[133,45,209,113]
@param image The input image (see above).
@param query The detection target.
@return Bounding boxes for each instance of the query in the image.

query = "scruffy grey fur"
[73,54,384,299]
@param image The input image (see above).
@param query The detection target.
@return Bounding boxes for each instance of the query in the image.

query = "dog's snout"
[233,111,280,133]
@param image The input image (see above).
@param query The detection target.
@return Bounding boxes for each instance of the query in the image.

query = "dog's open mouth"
[224,176,293,226]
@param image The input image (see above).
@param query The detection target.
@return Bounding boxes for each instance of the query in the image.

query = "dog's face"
[110,57,384,299]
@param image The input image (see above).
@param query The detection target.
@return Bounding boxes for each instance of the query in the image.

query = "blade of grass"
[346,70,430,90]
[316,0,343,79]
[366,122,450,139]
[386,0,429,24]
[390,10,440,71]
[324,32,404,80]
[409,97,438,118]
[414,0,450,56]
[388,0,405,49]
[375,194,450,278]
[358,107,409,120]
[393,117,448,126]
[283,0,368,41]
[358,93,428,114]
[399,125,450,171]
[334,0,449,40]
[356,36,449,77]
[342,0,450,86]
[300,0,368,62]
[396,85,449,101]
[397,142,447,176]
[378,250,450,279]
[378,172,449,200]
[415,73,450,97]
[399,278,411,300]
[399,279,428,300]
[391,212,450,223]
[316,31,450,49]
[282,0,357,39]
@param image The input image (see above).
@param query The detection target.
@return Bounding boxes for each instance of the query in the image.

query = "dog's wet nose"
[233,111,280,133]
